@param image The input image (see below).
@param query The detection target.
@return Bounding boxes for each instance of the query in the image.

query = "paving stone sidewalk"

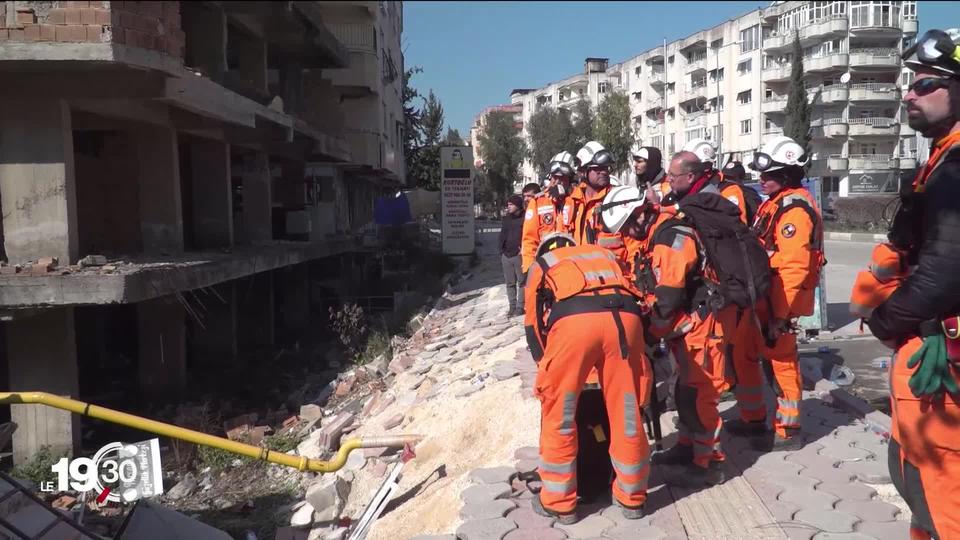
[432,346,910,540]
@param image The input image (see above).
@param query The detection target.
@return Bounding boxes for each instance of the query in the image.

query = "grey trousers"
[501,254,524,310]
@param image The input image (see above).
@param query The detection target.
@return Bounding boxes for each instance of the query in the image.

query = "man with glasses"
[564,141,629,263]
[862,28,960,540]
[521,152,576,274]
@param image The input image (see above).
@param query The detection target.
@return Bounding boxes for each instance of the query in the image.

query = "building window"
[822,176,840,193]
[709,68,724,82]
[740,119,752,134]
[737,59,752,75]
[903,1,917,20]
[668,133,675,155]
[711,125,723,146]
[737,90,752,105]
[667,82,676,95]
[634,66,642,77]
[740,25,760,53]
[668,55,675,65]
[598,82,609,94]
[709,96,724,111]
[632,91,642,101]
[901,70,915,88]
[850,1,900,29]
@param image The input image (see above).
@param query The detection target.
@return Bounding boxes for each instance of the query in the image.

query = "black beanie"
[507,194,524,208]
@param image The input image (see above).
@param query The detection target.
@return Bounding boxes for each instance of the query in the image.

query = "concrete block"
[778,488,839,511]
[290,502,314,526]
[793,509,860,533]
[382,414,404,430]
[814,482,877,502]
[838,458,891,484]
[854,520,911,540]
[455,518,517,540]
[318,412,355,451]
[306,474,351,523]
[602,524,667,540]
[503,529,568,540]
[460,499,517,521]
[514,447,539,461]
[461,483,513,505]
[506,507,556,529]
[555,513,616,539]
[835,500,900,523]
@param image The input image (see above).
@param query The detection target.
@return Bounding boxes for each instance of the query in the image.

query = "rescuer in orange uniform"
[602,176,728,488]
[521,152,576,273]
[726,135,824,452]
[564,141,629,263]
[862,29,960,540]
[523,233,652,524]
[719,161,761,226]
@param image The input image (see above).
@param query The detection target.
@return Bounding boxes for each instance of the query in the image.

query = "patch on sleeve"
[781,223,796,238]
[525,209,534,220]
[543,213,554,225]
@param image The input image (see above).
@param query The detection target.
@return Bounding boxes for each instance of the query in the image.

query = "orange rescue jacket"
[520,194,567,273]
[563,184,628,263]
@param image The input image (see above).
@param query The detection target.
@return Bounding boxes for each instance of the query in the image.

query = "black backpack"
[656,191,772,309]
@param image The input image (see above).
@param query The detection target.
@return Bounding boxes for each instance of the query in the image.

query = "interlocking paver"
[462,483,513,505]
[817,442,874,462]
[835,500,901,523]
[745,468,821,491]
[456,517,517,540]
[505,507,556,529]
[460,499,518,521]
[514,447,539,461]
[778,488,839,511]
[554,513,616,539]
[838,458,892,483]
[792,509,861,533]
[814,482,877,502]
[752,452,804,475]
[779,524,818,540]
[855,520,911,539]
[602,524,667,540]
[785,446,837,469]
[470,467,519,485]
[599,505,653,527]
[765,500,800,523]
[503,529,567,540]
[799,460,857,483]
[515,459,538,476]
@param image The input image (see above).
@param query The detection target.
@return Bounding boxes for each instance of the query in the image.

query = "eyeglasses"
[666,171,693,179]
[587,165,610,172]
[907,77,952,97]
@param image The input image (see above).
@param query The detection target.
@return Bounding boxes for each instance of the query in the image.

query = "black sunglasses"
[908,77,951,96]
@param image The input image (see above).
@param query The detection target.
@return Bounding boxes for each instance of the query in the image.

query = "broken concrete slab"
[306,474,352,523]
[461,483,512,505]
[383,414,404,430]
[459,499,517,521]
[165,472,197,500]
[290,501,315,526]
[469,467,518,485]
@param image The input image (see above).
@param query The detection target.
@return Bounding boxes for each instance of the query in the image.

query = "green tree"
[441,127,464,146]
[407,90,445,190]
[784,34,812,154]
[403,67,427,186]
[527,107,578,177]
[594,91,635,176]
[477,110,528,204]
[570,99,596,150]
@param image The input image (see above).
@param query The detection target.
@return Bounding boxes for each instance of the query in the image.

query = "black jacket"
[869,149,960,341]
[499,211,524,257]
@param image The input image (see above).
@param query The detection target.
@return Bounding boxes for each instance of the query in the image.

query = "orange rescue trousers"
[728,300,803,438]
[535,311,652,514]
[669,309,731,468]
[888,336,960,539]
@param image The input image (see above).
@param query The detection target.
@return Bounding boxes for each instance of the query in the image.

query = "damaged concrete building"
[0,1,406,462]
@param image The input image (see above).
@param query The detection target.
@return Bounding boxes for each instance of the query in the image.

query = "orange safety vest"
[563,184,628,262]
[523,244,644,361]
[520,194,566,272]
[912,130,960,193]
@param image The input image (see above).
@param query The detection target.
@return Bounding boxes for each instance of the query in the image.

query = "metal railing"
[849,82,898,91]
[848,117,896,126]
[850,48,899,57]
[849,153,894,161]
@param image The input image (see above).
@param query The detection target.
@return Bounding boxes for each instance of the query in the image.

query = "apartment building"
[0,1,404,462]
[511,1,920,197]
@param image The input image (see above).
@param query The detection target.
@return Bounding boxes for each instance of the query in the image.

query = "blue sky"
[403,1,959,137]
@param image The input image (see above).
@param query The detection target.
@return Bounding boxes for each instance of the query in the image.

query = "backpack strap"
[763,195,822,252]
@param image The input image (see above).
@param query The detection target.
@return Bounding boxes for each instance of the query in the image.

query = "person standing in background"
[500,194,526,317]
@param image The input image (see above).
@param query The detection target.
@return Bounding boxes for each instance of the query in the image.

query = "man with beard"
[564,141,629,264]
[863,28,960,540]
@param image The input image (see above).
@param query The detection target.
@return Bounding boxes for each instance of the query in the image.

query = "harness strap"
[546,291,644,327]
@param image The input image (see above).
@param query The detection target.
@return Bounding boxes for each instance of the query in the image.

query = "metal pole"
[715,44,722,158]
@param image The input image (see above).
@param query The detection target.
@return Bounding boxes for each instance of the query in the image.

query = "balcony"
[806,53,849,73]
[647,123,663,135]
[324,50,379,94]
[762,96,786,114]
[764,31,793,51]
[848,82,899,101]
[848,117,899,137]
[818,85,849,104]
[686,58,707,73]
[899,156,918,169]
[815,118,849,138]
[828,155,849,170]
[849,154,898,171]
[850,19,907,36]
[900,123,916,137]
[762,63,792,82]
[559,92,585,106]
[803,16,849,41]
[685,110,707,126]
[903,19,918,35]
[683,84,707,102]
[762,127,784,137]
[649,72,666,87]
[849,49,901,69]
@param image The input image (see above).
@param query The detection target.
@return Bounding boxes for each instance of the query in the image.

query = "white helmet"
[575,141,614,169]
[609,175,621,187]
[630,142,647,160]
[548,151,575,177]
[600,185,648,234]
[682,138,717,163]
[750,135,809,172]
[902,29,960,77]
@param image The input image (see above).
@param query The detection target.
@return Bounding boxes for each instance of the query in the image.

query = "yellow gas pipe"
[0,392,421,473]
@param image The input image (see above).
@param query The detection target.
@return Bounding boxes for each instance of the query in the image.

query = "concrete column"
[240,153,272,244]
[190,282,237,364]
[137,126,184,254]
[190,139,233,248]
[7,308,80,464]
[276,264,310,343]
[0,100,79,265]
[237,272,274,350]
[137,297,187,401]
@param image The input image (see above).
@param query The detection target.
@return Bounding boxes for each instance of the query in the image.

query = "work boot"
[724,419,769,438]
[507,305,517,318]
[751,433,803,452]
[651,443,693,466]
[663,461,725,488]
[531,495,578,525]
[614,498,645,520]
